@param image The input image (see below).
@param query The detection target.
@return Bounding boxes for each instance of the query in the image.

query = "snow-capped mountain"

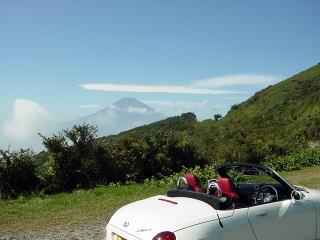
[78,98,165,136]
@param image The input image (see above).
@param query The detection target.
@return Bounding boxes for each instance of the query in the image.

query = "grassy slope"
[221,64,320,140]
[192,64,320,161]
[282,165,320,189]
[1,165,320,236]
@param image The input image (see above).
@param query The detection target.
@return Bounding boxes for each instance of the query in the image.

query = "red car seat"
[217,177,238,198]
[185,173,205,192]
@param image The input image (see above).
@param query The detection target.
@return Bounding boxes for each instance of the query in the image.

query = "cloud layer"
[80,104,102,109]
[79,74,281,95]
[192,74,280,88]
[79,84,241,95]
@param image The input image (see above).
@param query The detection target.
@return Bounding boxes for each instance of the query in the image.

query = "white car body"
[106,163,320,240]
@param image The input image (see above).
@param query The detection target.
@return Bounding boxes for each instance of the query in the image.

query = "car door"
[248,199,316,240]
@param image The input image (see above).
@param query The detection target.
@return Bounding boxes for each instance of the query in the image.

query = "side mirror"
[291,190,305,201]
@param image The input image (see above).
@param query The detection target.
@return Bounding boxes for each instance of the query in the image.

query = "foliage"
[40,124,109,193]
[103,112,198,141]
[145,164,218,187]
[0,149,39,199]
[105,130,205,183]
[264,146,320,172]
[35,124,204,194]
[192,64,320,164]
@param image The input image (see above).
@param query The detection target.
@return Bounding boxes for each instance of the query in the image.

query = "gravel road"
[0,223,105,240]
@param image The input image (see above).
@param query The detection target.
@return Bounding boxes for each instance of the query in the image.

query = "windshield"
[224,166,279,185]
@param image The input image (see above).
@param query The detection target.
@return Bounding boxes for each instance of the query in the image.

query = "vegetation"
[0,149,39,198]
[265,146,320,171]
[103,112,198,140]
[192,64,320,163]
[0,123,203,198]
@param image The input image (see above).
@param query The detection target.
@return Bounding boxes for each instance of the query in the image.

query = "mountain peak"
[112,98,153,112]
[78,97,165,136]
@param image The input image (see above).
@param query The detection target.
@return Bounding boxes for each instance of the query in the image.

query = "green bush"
[0,149,40,199]
[144,164,218,187]
[40,124,109,193]
[106,130,205,184]
[264,146,320,171]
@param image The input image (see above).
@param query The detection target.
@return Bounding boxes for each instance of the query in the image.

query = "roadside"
[0,184,170,239]
[1,165,320,240]
[281,165,320,189]
[0,223,105,240]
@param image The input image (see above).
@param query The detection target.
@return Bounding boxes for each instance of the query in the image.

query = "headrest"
[185,173,204,192]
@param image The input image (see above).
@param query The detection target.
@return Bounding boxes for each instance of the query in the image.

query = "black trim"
[167,189,231,210]
[216,163,273,176]
[216,163,295,193]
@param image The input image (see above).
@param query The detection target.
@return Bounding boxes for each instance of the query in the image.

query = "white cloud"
[80,104,102,109]
[108,104,116,109]
[2,99,51,141]
[192,74,280,88]
[126,106,148,113]
[79,83,241,95]
[0,99,56,151]
[79,73,280,95]
[142,99,219,120]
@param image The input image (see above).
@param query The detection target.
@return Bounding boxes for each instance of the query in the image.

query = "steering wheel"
[254,185,278,205]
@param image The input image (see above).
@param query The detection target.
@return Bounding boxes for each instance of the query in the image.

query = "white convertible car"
[105,163,320,240]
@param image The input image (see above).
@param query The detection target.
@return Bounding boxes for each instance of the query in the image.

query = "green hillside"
[101,112,198,141]
[223,64,320,138]
[193,64,320,163]
[100,64,320,165]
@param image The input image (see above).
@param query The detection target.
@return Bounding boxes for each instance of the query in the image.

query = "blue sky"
[0,0,319,150]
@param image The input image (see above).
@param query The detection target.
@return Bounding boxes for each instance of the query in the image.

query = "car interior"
[171,164,294,209]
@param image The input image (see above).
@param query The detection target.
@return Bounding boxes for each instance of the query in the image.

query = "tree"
[181,112,197,120]
[0,149,39,198]
[213,114,222,121]
[40,124,106,192]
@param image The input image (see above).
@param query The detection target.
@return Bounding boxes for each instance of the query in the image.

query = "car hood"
[108,195,226,239]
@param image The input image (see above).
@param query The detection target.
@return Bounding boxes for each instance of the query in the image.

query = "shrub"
[0,149,40,199]
[144,164,218,187]
[264,146,320,171]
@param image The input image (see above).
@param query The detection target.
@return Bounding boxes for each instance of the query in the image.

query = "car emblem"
[137,228,152,232]
[123,222,129,228]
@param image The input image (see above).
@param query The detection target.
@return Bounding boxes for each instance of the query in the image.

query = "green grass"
[0,183,171,236]
[281,165,320,189]
[1,165,320,236]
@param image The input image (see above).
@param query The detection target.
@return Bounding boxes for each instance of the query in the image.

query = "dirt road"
[0,223,105,240]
